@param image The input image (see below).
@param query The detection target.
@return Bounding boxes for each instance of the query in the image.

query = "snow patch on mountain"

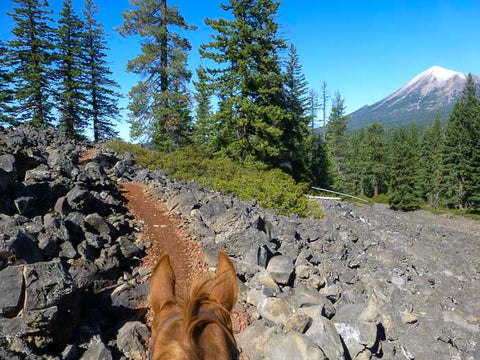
[348,66,480,130]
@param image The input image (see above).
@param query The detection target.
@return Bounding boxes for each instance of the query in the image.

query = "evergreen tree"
[388,124,423,211]
[311,137,333,188]
[7,0,56,126]
[57,0,87,137]
[82,0,120,141]
[282,43,310,180]
[344,128,367,195]
[192,64,214,147]
[119,0,195,150]
[200,0,288,165]
[326,91,348,189]
[320,80,329,142]
[364,123,387,196]
[285,44,308,122]
[443,74,480,209]
[0,41,15,125]
[307,88,319,131]
[420,112,444,208]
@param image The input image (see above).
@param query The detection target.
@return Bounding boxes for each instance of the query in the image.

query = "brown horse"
[149,249,238,360]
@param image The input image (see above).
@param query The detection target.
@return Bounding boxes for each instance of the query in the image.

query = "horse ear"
[150,253,176,313]
[210,249,238,312]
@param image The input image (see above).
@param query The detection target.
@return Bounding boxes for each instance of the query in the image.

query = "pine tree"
[57,0,87,137]
[443,74,480,209]
[200,0,288,165]
[364,123,387,197]
[311,137,333,188]
[320,80,329,142]
[420,112,444,208]
[0,41,15,125]
[119,0,195,150]
[326,91,348,189]
[282,43,310,179]
[388,124,423,211]
[192,64,214,147]
[307,88,319,131]
[7,0,56,126]
[82,0,120,141]
[344,128,367,195]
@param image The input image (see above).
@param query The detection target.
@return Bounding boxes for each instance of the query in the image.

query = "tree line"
[325,75,480,213]
[1,0,479,213]
[0,0,120,141]
[117,0,326,183]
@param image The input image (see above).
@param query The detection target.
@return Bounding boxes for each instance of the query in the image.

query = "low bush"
[106,140,323,218]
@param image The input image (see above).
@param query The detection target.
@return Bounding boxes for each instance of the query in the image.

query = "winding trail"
[119,182,251,334]
[120,182,206,297]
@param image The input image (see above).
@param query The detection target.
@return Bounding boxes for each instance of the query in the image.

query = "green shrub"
[105,141,323,218]
[371,194,390,204]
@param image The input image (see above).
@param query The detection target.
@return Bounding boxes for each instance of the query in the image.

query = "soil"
[120,182,206,296]
[119,182,251,333]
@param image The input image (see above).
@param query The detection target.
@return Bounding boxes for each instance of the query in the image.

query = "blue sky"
[1,0,480,141]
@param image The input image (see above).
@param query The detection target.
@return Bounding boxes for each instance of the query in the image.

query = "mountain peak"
[348,66,479,130]
[423,65,461,81]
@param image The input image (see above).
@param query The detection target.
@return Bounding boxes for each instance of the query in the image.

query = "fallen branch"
[306,195,342,200]
[311,187,369,203]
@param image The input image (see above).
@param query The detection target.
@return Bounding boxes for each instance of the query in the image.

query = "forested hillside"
[1,0,479,215]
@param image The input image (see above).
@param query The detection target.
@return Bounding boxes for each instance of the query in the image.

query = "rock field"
[0,124,479,359]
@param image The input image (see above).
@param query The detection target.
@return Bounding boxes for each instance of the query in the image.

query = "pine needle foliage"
[118,0,196,151]
[7,0,56,126]
[82,0,121,141]
[200,0,289,165]
[56,0,87,137]
[0,40,15,126]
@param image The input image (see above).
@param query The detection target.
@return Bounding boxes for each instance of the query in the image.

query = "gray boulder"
[0,154,16,192]
[116,321,150,360]
[264,331,326,360]
[257,297,294,326]
[0,261,77,351]
[0,265,24,317]
[85,213,113,239]
[267,255,295,285]
[236,321,276,360]
[300,306,346,360]
[80,336,112,360]
[66,184,94,213]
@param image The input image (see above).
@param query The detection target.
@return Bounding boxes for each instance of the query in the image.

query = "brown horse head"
[149,249,238,359]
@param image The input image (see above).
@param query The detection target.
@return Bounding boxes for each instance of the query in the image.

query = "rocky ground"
[0,124,478,359]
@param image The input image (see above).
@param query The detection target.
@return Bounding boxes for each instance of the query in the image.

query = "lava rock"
[0,265,24,317]
[116,321,150,360]
[266,255,295,285]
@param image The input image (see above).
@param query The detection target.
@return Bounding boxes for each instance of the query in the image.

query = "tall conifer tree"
[364,123,387,197]
[326,91,348,189]
[7,0,56,126]
[344,128,367,195]
[283,43,310,179]
[443,74,479,209]
[388,124,423,211]
[420,112,444,208]
[57,0,87,137]
[0,41,15,125]
[82,0,120,141]
[119,0,195,150]
[192,64,214,147]
[200,0,288,165]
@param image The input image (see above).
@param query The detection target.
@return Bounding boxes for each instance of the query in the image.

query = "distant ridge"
[348,66,480,130]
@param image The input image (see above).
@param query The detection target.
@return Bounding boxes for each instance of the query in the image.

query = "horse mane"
[154,278,237,360]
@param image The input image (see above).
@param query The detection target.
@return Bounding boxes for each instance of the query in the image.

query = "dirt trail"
[120,182,206,296]
[120,182,251,333]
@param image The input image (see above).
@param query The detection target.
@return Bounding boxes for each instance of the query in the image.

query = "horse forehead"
[198,323,233,359]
